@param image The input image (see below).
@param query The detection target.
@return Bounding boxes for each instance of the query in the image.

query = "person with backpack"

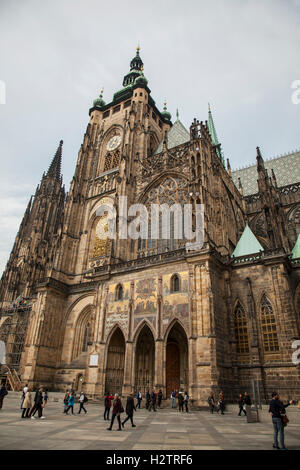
[107,393,123,431]
[78,392,88,414]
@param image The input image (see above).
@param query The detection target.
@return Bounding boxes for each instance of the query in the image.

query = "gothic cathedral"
[1,48,300,404]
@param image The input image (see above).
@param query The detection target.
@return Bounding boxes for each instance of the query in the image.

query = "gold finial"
[164,100,167,107]
[100,88,104,95]
[136,43,140,52]
[208,102,211,112]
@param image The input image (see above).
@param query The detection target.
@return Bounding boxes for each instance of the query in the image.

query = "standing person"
[184,391,189,413]
[21,388,32,418]
[238,394,246,416]
[269,392,293,450]
[146,390,151,410]
[78,392,88,414]
[208,392,215,413]
[136,390,142,409]
[20,383,28,409]
[122,393,136,428]
[171,390,176,409]
[30,388,44,419]
[0,384,8,410]
[217,392,225,415]
[107,393,123,431]
[178,392,184,412]
[64,391,75,415]
[148,390,157,412]
[104,391,113,420]
[63,389,70,413]
[157,389,163,409]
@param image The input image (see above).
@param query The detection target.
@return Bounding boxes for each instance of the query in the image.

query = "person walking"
[157,390,163,409]
[178,392,184,412]
[0,384,8,410]
[64,391,75,415]
[244,392,251,406]
[136,390,142,409]
[20,384,28,409]
[21,388,32,418]
[184,391,189,413]
[148,390,157,412]
[63,390,70,413]
[30,388,44,419]
[104,391,113,420]
[208,392,215,413]
[171,390,176,409]
[269,392,293,450]
[146,390,151,410]
[238,393,246,416]
[107,393,123,431]
[43,389,48,408]
[78,392,88,414]
[122,393,136,428]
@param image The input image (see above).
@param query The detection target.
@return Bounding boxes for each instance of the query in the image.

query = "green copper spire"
[93,88,106,108]
[161,100,171,121]
[123,46,145,87]
[291,233,300,259]
[232,223,264,258]
[208,103,225,166]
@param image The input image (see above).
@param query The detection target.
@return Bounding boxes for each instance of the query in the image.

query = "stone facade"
[0,49,300,404]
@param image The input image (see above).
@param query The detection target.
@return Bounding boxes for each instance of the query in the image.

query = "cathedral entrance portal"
[134,324,155,396]
[166,322,188,397]
[105,328,125,395]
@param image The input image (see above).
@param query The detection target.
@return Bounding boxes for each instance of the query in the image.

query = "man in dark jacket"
[122,393,136,428]
[269,392,293,450]
[244,392,251,406]
[29,387,44,419]
[178,392,184,412]
[0,384,8,410]
[148,390,157,412]
[107,393,123,431]
[146,390,151,409]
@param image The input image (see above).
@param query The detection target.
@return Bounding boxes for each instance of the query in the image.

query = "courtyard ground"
[0,394,299,450]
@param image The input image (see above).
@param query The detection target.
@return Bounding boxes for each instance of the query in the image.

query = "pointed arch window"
[234,302,250,356]
[260,295,279,353]
[82,323,91,352]
[170,274,180,293]
[115,284,123,301]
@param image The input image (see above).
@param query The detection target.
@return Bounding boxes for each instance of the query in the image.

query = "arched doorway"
[134,324,155,395]
[105,328,125,395]
[74,373,84,393]
[166,322,188,396]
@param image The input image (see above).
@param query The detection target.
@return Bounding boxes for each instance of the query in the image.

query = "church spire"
[208,104,225,166]
[47,140,63,180]
[122,46,145,87]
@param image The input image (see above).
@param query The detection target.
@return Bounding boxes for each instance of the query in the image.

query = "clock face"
[107,135,121,151]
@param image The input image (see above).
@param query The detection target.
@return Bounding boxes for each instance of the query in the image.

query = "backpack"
[83,395,88,403]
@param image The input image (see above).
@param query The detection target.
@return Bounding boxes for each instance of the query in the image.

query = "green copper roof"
[232,223,264,258]
[153,120,190,155]
[208,105,225,166]
[291,234,300,259]
[232,150,300,196]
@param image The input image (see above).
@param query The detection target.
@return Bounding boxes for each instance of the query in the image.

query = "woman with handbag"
[107,393,123,431]
[269,391,293,450]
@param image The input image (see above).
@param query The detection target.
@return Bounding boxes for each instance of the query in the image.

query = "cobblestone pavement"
[0,396,299,450]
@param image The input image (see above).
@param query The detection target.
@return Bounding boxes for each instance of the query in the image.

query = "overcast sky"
[0,0,300,276]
